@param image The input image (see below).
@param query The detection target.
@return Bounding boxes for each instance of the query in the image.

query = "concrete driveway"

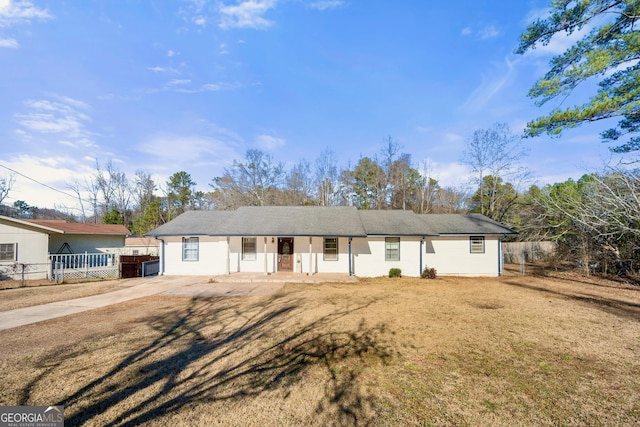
[0,273,355,331]
[0,275,286,332]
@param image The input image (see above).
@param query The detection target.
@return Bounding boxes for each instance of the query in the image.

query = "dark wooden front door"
[277,237,294,272]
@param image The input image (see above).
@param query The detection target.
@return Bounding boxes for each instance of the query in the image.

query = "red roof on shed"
[26,220,130,235]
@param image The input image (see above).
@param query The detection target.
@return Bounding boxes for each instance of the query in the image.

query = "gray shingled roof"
[222,206,367,236]
[423,213,516,235]
[146,210,234,236]
[358,210,437,236]
[147,206,367,237]
[146,208,516,237]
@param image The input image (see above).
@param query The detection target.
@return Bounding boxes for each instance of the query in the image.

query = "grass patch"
[0,275,639,425]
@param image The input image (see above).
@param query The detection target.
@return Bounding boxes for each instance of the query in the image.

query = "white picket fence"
[50,252,119,283]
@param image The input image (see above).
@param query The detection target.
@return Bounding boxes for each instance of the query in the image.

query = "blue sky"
[0,0,624,211]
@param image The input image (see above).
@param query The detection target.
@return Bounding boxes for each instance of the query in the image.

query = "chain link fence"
[503,242,557,276]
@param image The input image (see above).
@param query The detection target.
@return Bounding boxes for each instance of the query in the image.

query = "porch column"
[309,237,312,275]
[226,237,230,275]
[420,236,424,277]
[264,237,268,275]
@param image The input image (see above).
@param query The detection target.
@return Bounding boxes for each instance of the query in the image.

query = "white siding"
[425,235,501,276]
[352,236,423,277]
[0,222,50,280]
[158,234,503,278]
[230,236,277,274]
[162,236,228,276]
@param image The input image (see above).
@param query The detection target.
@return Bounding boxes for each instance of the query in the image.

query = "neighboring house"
[146,206,515,278]
[0,216,130,280]
[124,237,160,256]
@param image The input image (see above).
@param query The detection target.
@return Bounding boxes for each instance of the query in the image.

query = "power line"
[0,162,84,202]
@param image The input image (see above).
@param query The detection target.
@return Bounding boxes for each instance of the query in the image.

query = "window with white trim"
[470,236,485,253]
[182,237,199,261]
[0,243,16,261]
[385,237,400,261]
[242,237,257,260]
[323,237,338,261]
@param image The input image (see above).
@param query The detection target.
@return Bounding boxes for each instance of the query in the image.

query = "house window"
[242,237,257,260]
[385,237,400,261]
[182,237,199,261]
[0,243,15,261]
[132,249,140,256]
[323,238,338,261]
[470,236,485,254]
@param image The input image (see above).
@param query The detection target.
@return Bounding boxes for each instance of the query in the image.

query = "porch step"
[211,273,356,284]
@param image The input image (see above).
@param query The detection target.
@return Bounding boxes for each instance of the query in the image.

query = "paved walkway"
[0,273,355,331]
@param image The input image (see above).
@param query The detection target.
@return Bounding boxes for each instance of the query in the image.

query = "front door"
[277,237,294,272]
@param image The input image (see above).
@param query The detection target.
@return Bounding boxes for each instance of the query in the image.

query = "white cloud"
[0,0,52,27]
[0,37,17,47]
[136,132,241,174]
[478,25,500,40]
[167,49,179,57]
[14,96,98,148]
[459,57,517,113]
[166,79,191,86]
[146,66,180,74]
[219,0,276,30]
[460,25,500,40]
[255,134,285,150]
[420,158,471,188]
[0,1,52,48]
[174,81,241,93]
[309,0,345,11]
[193,15,206,26]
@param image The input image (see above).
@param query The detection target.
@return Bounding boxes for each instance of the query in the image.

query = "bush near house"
[421,267,437,279]
[389,268,402,278]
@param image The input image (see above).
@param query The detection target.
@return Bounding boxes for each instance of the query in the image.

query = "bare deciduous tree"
[211,149,285,208]
[461,123,530,220]
[314,149,339,206]
[0,173,15,205]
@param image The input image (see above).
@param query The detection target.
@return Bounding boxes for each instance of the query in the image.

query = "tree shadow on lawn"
[21,294,392,426]
[504,280,640,321]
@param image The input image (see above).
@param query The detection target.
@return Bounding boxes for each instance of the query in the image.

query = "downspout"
[498,237,503,277]
[348,237,353,276]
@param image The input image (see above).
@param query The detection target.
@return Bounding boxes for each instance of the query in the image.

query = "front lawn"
[1,275,638,425]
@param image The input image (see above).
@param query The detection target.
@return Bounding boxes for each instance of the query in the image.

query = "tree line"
[2,123,639,276]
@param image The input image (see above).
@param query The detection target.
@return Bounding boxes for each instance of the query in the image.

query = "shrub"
[389,268,402,278]
[421,266,437,279]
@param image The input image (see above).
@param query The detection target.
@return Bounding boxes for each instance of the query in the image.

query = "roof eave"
[0,215,64,234]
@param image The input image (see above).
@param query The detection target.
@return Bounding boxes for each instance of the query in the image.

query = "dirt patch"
[0,275,639,426]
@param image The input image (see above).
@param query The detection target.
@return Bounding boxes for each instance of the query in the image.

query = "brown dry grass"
[1,275,639,426]
[0,279,136,311]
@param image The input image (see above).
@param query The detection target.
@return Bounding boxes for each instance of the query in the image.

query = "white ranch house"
[146,206,516,278]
